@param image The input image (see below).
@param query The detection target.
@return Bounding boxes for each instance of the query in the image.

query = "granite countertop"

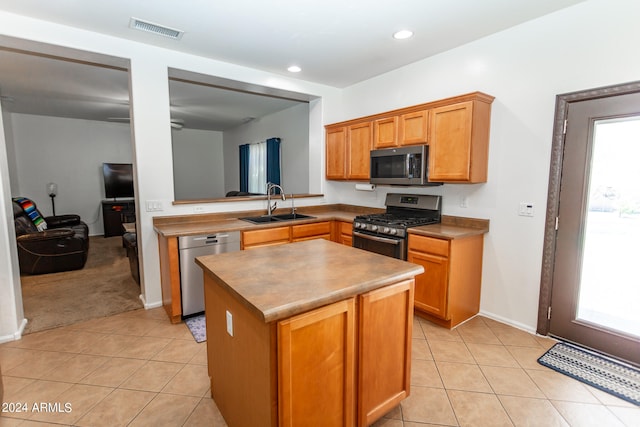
[195,239,424,323]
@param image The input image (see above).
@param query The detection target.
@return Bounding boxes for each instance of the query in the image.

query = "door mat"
[538,341,640,406]
[185,314,206,343]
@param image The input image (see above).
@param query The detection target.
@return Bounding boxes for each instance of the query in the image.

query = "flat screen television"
[103,163,134,199]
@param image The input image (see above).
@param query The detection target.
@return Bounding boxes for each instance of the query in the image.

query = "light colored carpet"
[20,235,143,334]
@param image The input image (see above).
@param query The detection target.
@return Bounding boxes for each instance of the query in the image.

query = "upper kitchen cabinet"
[326,92,493,183]
[325,122,372,180]
[373,110,429,149]
[326,126,347,179]
[398,110,430,146]
[373,116,398,148]
[429,94,493,183]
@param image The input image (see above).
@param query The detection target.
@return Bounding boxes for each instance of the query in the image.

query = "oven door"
[352,230,406,260]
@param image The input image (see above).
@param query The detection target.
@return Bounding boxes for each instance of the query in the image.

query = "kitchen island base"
[198,239,421,427]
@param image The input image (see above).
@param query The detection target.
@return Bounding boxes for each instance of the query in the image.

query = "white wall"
[223,103,310,195]
[325,0,640,331]
[172,128,225,200]
[7,114,132,235]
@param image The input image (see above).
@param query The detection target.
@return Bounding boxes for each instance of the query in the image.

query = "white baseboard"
[0,318,28,343]
[478,310,537,335]
[139,294,162,310]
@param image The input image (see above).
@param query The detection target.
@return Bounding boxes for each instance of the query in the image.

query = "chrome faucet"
[266,182,286,216]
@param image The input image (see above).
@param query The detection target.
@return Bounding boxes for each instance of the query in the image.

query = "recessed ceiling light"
[287,65,302,73]
[393,30,414,40]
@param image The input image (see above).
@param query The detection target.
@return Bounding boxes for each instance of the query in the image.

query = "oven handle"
[353,230,403,245]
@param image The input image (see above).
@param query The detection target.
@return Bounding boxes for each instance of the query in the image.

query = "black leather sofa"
[13,198,89,275]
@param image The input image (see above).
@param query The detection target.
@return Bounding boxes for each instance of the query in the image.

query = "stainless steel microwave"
[370,145,441,186]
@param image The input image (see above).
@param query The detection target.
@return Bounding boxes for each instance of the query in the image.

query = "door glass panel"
[578,116,640,338]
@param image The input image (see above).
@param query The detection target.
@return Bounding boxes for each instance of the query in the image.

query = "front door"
[548,88,640,366]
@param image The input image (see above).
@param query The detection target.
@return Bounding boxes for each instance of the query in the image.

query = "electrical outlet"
[145,200,164,212]
[226,310,233,337]
[460,196,468,208]
[193,206,205,213]
[518,202,534,217]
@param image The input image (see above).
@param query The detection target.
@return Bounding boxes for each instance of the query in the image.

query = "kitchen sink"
[240,213,315,224]
[271,213,315,221]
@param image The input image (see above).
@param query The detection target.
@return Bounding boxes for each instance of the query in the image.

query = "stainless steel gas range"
[352,193,441,260]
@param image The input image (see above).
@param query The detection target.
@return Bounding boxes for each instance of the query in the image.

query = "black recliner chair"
[13,197,89,275]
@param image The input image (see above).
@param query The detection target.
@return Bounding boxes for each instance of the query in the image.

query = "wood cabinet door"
[408,249,450,320]
[429,101,473,181]
[326,126,347,179]
[358,280,414,427]
[373,116,398,148]
[332,221,353,246]
[291,221,332,242]
[399,110,429,146]
[347,122,372,180]
[242,226,291,249]
[278,298,356,427]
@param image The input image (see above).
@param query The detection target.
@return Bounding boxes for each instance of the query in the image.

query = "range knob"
[383,227,390,234]
[370,225,378,232]
[389,228,397,235]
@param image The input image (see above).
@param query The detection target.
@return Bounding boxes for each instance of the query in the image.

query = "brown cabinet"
[407,233,484,329]
[399,109,429,146]
[278,298,356,426]
[326,126,347,179]
[358,279,413,426]
[325,122,372,180]
[326,92,493,183]
[291,221,331,242]
[242,226,290,249]
[374,110,429,149]
[429,98,492,183]
[203,262,416,427]
[158,234,181,323]
[333,220,353,246]
[373,116,398,148]
[348,122,373,180]
[102,200,135,237]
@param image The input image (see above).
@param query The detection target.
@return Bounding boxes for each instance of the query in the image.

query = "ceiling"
[0,0,586,130]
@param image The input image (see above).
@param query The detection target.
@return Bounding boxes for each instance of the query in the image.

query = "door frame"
[537,80,640,335]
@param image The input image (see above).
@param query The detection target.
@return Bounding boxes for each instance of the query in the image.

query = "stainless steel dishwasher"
[178,231,241,317]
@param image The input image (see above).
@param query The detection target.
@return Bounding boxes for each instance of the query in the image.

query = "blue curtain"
[266,137,281,190]
[239,144,250,192]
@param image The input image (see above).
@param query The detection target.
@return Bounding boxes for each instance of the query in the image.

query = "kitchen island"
[195,239,424,427]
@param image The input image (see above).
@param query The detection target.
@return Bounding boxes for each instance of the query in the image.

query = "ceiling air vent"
[129,17,184,40]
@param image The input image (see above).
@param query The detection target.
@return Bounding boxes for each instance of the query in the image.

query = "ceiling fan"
[107,117,184,129]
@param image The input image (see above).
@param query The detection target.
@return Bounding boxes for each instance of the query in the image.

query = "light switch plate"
[145,200,164,212]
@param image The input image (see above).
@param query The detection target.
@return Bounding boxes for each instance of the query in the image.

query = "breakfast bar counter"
[195,239,424,427]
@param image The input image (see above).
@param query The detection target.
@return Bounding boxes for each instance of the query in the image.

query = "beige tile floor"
[1,309,638,426]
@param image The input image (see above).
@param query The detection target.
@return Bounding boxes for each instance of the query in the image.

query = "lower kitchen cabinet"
[204,270,416,427]
[241,226,291,249]
[278,298,356,426]
[358,280,413,426]
[407,233,484,328]
[291,221,332,242]
[334,220,353,246]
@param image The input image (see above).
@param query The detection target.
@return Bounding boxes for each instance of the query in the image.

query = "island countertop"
[195,238,424,323]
